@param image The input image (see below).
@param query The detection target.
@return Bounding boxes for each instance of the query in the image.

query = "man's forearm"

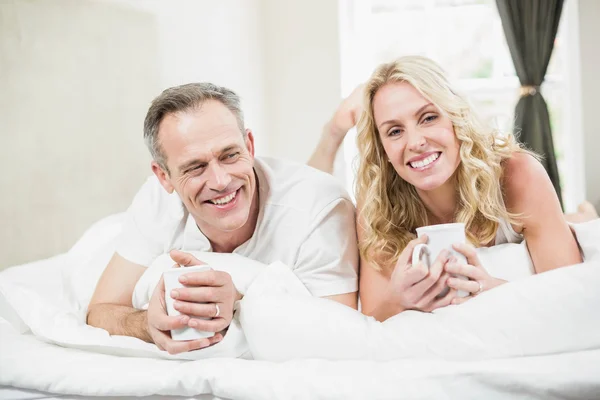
[87,304,153,343]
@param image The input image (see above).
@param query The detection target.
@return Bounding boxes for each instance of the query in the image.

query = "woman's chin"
[411,176,450,192]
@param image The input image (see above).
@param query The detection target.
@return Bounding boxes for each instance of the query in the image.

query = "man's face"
[152,100,257,240]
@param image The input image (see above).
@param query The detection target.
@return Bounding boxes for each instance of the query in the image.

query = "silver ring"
[214,303,220,318]
[475,281,483,295]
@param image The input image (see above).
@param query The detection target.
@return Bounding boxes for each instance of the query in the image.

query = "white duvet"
[1,214,599,399]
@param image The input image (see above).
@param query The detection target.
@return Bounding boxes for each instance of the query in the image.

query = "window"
[338,0,582,211]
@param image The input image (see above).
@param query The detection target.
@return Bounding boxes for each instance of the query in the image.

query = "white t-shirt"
[116,157,358,297]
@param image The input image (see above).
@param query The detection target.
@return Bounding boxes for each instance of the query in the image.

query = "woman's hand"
[328,84,365,143]
[445,242,507,305]
[383,235,457,314]
[308,84,366,174]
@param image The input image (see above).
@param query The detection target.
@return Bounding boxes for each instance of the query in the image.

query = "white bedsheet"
[2,313,600,399]
[1,215,599,399]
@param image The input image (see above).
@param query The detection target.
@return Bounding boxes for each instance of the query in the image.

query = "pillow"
[62,213,125,312]
[2,247,269,361]
[242,260,600,361]
[240,221,600,362]
[475,218,600,281]
[476,241,534,281]
[571,218,600,262]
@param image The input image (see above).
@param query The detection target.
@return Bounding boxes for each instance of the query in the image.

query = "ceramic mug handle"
[412,243,431,267]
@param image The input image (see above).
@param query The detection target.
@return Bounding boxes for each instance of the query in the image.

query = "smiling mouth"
[206,189,239,206]
[408,152,441,169]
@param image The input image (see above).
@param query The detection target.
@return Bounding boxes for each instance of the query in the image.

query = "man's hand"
[169,250,243,335]
[146,274,223,354]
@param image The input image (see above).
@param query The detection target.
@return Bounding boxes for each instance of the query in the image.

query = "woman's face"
[373,81,461,192]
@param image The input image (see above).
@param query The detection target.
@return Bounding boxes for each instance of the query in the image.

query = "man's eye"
[187,165,204,174]
[225,152,240,161]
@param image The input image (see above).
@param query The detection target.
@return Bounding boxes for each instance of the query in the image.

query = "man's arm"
[87,252,224,354]
[87,253,151,341]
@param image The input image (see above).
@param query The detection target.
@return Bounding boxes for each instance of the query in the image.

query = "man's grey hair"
[143,82,245,173]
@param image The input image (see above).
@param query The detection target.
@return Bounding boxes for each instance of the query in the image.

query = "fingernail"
[179,275,188,284]
[189,319,198,328]
[180,315,189,323]
[171,290,179,299]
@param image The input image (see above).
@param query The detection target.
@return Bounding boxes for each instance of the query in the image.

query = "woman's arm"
[307,121,347,174]
[503,153,582,273]
[308,85,365,174]
[359,254,404,321]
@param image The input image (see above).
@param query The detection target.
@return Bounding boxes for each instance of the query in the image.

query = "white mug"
[163,265,215,341]
[411,223,469,298]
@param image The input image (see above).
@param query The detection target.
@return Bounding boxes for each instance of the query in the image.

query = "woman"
[309,55,594,321]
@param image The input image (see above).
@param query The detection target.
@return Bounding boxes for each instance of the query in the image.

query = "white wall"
[0,0,266,268]
[260,0,342,164]
[577,0,600,209]
[3,0,596,268]
[116,0,268,152]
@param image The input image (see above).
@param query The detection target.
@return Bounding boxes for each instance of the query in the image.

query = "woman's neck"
[417,181,457,225]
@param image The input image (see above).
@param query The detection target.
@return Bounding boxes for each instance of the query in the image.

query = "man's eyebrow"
[220,145,238,154]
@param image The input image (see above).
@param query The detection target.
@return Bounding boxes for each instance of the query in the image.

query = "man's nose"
[206,162,232,192]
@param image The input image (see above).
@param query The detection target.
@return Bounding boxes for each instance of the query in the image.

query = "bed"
[1,214,599,399]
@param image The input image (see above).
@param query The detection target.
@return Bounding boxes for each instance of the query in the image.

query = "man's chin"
[210,216,249,233]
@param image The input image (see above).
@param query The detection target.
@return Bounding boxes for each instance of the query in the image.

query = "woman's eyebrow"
[414,102,433,117]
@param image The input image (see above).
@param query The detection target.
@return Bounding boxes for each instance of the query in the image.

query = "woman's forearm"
[362,297,406,322]
[307,121,345,174]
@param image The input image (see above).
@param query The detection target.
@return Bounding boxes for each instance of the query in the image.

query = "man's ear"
[151,161,175,194]
[245,129,255,157]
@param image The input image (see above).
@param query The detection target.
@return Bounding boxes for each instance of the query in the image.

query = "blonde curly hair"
[356,55,529,272]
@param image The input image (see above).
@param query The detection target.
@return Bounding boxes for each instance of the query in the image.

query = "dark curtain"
[496,0,564,207]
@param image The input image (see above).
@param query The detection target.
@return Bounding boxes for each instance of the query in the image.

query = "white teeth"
[410,153,439,169]
[210,191,236,205]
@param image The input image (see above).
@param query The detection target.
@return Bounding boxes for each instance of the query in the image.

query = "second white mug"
[411,223,469,298]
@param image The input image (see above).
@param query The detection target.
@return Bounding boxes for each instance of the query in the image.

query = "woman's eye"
[423,114,438,123]
[388,128,403,137]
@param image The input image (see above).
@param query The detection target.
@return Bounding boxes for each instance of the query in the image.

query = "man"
[87,83,358,355]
